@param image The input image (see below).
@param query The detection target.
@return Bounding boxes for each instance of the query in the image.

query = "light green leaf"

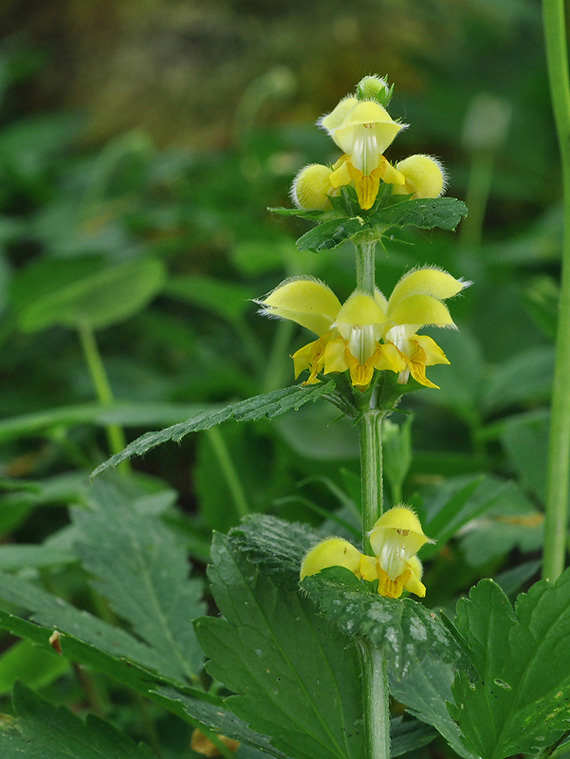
[72,480,205,683]
[459,487,544,567]
[303,568,465,678]
[17,257,166,333]
[91,382,334,478]
[421,475,515,559]
[194,533,364,759]
[390,656,477,759]
[450,572,570,759]
[0,545,76,570]
[296,217,366,252]
[0,401,209,443]
[0,640,69,697]
[164,274,254,322]
[0,682,154,758]
[370,197,468,231]
[482,346,554,414]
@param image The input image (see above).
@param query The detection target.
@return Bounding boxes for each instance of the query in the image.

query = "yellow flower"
[361,507,431,598]
[258,267,470,390]
[258,278,405,391]
[300,538,362,580]
[392,154,447,199]
[319,96,407,210]
[300,507,431,599]
[377,266,470,389]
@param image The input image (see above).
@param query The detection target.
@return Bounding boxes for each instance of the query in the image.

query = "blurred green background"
[0,0,557,586]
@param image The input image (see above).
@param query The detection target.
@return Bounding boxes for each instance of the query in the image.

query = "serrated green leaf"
[0,606,206,716]
[296,217,366,252]
[0,682,154,758]
[194,533,364,759]
[155,686,290,759]
[370,197,468,231]
[72,480,205,683]
[91,382,334,478]
[157,686,435,759]
[302,568,465,678]
[229,514,320,590]
[390,656,477,759]
[17,258,166,333]
[450,572,570,758]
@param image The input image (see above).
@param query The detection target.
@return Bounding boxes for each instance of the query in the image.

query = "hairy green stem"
[360,410,385,552]
[359,406,390,759]
[355,242,376,294]
[542,0,570,581]
[78,323,129,472]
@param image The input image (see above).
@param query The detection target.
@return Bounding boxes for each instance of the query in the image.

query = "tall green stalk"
[78,323,129,473]
[355,241,391,759]
[542,0,570,581]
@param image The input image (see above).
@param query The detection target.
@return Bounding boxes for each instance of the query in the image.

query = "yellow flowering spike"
[300,538,362,580]
[405,556,426,598]
[291,163,334,210]
[392,154,447,199]
[259,277,341,336]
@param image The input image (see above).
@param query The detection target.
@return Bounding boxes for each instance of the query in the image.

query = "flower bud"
[356,75,393,107]
[300,538,362,580]
[392,154,447,199]
[291,163,334,210]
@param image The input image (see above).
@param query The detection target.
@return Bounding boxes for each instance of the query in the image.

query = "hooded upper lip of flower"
[318,96,408,210]
[257,267,471,388]
[319,97,407,175]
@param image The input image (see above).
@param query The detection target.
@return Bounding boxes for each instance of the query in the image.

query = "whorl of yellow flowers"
[291,77,447,211]
[258,266,470,391]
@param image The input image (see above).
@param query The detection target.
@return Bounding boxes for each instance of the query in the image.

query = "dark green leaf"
[370,197,468,231]
[296,217,366,252]
[194,533,364,759]
[91,382,334,478]
[0,682,154,758]
[302,567,465,677]
[229,513,320,590]
[155,687,290,759]
[72,480,205,683]
[390,656,477,759]
[450,572,570,758]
